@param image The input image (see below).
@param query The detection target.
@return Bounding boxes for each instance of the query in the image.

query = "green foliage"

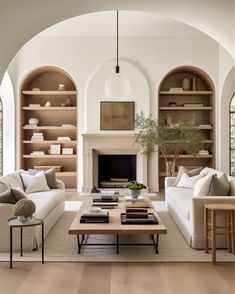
[125,181,146,190]
[134,112,206,174]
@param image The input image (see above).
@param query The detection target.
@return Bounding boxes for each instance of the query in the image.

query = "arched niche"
[158,65,215,190]
[20,66,78,190]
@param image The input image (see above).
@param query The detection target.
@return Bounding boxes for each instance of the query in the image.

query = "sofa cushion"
[32,198,56,220]
[28,189,64,207]
[8,171,25,190]
[28,168,58,189]
[173,166,188,186]
[176,173,202,189]
[208,173,230,196]
[0,188,26,204]
[21,171,50,193]
[193,174,214,196]
[166,187,193,220]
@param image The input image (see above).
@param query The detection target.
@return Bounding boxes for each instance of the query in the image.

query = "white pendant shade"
[104,72,130,99]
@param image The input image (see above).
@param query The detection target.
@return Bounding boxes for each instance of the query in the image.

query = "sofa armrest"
[165,177,176,188]
[56,179,65,190]
[190,196,235,248]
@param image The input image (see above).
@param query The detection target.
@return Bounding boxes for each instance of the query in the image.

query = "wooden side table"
[204,203,235,264]
[8,217,44,268]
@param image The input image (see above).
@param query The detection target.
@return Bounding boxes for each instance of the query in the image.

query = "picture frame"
[50,144,61,155]
[100,101,135,130]
[62,147,73,155]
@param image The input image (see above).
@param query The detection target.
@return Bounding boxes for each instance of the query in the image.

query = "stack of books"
[93,195,119,208]
[125,207,148,219]
[80,209,109,223]
[198,149,209,155]
[31,132,44,141]
[30,151,45,156]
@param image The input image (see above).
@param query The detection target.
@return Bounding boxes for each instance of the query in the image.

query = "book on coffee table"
[121,213,158,224]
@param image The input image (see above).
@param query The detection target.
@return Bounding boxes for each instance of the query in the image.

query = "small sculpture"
[91,185,100,193]
[44,101,51,107]
[14,199,36,222]
[29,118,39,126]
[65,96,72,107]
[57,84,66,91]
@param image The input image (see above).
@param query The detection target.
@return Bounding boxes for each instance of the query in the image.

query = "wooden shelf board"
[23,126,77,130]
[23,140,77,144]
[159,91,213,95]
[159,106,213,110]
[23,107,77,110]
[22,91,77,95]
[23,155,77,158]
[159,155,213,158]
[56,172,77,176]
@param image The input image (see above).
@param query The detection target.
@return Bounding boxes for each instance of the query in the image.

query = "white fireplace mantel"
[82,133,147,192]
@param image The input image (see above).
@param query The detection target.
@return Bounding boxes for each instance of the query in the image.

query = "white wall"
[8,34,223,191]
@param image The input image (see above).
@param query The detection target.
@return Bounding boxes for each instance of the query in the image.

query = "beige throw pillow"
[28,167,58,189]
[21,171,50,194]
[176,173,202,189]
[193,174,214,196]
[208,173,230,196]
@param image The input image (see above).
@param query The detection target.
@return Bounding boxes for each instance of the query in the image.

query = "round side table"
[204,203,235,264]
[8,217,44,268]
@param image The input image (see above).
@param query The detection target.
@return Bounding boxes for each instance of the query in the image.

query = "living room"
[0,1,234,294]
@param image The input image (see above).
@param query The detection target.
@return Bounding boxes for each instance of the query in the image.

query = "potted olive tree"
[125,181,146,198]
[134,112,206,176]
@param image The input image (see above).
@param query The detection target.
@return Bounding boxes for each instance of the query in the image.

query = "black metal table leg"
[20,227,23,257]
[10,227,13,268]
[116,235,119,254]
[41,222,44,264]
[77,235,81,254]
[82,234,85,242]
[155,234,159,254]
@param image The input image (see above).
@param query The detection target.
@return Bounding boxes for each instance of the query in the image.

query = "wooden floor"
[0,262,234,294]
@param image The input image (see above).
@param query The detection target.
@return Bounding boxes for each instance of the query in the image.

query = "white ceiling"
[40,11,203,36]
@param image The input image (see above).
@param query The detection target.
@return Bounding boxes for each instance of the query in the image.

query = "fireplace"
[98,154,136,188]
[82,134,147,192]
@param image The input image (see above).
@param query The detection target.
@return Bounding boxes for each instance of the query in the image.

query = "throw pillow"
[208,173,230,196]
[186,167,203,177]
[193,174,214,196]
[11,187,27,201]
[172,166,188,186]
[28,167,58,189]
[176,173,202,189]
[0,188,26,204]
[21,171,50,194]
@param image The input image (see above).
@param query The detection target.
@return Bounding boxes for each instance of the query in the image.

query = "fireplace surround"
[82,134,147,192]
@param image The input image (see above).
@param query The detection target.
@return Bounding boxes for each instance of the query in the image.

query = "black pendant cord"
[115,10,120,73]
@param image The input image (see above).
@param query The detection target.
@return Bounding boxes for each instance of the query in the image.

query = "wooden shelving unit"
[20,66,78,190]
[158,66,215,190]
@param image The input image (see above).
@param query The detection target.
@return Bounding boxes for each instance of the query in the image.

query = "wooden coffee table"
[68,197,167,254]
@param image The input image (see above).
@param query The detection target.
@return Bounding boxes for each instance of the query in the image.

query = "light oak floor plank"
[0,262,233,294]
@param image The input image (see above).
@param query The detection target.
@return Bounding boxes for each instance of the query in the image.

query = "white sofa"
[165,168,235,249]
[0,171,65,252]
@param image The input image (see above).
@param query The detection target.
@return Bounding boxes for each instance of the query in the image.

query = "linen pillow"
[21,171,50,194]
[187,167,203,177]
[11,187,28,200]
[208,173,230,196]
[193,174,214,196]
[172,166,188,186]
[176,173,202,189]
[28,167,58,189]
[0,188,26,204]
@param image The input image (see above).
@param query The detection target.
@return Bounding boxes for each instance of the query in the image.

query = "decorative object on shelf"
[169,102,177,107]
[62,148,73,155]
[191,77,197,91]
[61,124,74,128]
[65,96,72,107]
[198,149,209,155]
[184,103,204,107]
[57,136,71,141]
[134,112,206,176]
[31,132,44,141]
[169,87,183,92]
[125,181,146,198]
[91,185,100,193]
[28,117,39,126]
[100,101,134,130]
[104,10,130,100]
[61,103,66,107]
[50,144,61,155]
[32,88,40,91]
[14,198,36,223]
[57,84,66,91]
[182,78,191,91]
[30,151,45,156]
[29,104,41,107]
[44,101,51,107]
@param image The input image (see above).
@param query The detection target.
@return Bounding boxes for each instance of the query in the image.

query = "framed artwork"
[100,101,135,130]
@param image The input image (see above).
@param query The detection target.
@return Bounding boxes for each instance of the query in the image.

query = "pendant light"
[104,11,130,99]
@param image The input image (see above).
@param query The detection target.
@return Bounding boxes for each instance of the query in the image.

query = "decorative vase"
[65,97,72,107]
[165,161,176,177]
[28,117,39,125]
[57,84,66,91]
[182,78,191,91]
[129,189,141,198]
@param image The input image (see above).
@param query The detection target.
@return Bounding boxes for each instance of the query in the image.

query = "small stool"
[204,203,235,264]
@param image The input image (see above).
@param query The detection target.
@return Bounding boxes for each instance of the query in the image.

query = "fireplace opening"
[98,155,136,188]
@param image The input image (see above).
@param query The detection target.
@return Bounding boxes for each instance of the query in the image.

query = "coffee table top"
[68,197,167,235]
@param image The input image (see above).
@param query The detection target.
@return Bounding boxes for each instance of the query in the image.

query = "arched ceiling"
[0,0,234,81]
